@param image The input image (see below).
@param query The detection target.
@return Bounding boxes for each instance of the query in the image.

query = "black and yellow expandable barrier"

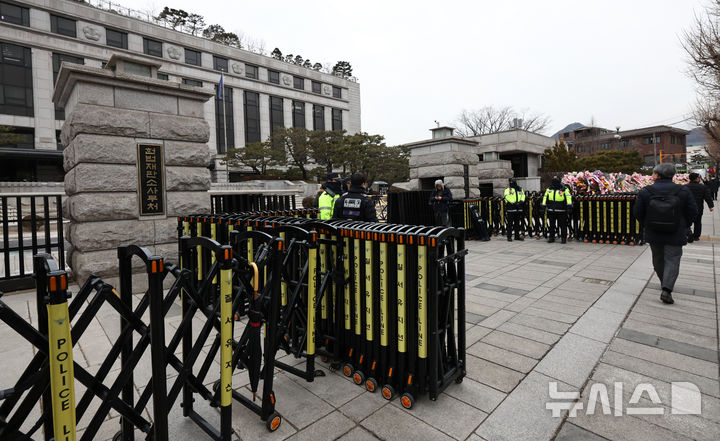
[178,211,468,408]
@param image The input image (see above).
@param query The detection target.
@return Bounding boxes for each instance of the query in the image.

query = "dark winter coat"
[633,178,698,246]
[429,187,453,213]
[686,181,714,212]
[332,184,378,222]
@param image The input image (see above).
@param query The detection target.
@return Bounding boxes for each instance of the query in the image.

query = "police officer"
[318,172,342,220]
[332,173,378,222]
[542,175,573,243]
[503,178,525,241]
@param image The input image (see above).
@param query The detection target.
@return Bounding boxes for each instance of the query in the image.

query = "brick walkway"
[1,208,718,440]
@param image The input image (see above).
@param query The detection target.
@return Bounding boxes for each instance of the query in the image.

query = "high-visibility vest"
[504,187,525,204]
[318,191,339,220]
[542,188,573,205]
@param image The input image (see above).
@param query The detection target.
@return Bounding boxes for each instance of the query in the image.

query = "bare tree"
[454,106,551,137]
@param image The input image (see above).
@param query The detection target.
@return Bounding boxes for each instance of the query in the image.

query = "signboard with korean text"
[136,143,165,216]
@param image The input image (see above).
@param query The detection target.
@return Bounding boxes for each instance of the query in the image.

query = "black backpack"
[645,185,683,233]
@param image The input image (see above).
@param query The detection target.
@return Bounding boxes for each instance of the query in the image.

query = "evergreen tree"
[331,61,353,78]
[271,48,283,60]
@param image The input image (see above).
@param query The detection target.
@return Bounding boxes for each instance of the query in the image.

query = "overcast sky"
[118,0,707,145]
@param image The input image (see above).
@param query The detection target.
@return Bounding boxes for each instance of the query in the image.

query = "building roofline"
[402,136,479,149]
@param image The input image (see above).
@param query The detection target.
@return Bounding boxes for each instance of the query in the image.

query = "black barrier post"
[148,256,168,441]
[117,248,135,441]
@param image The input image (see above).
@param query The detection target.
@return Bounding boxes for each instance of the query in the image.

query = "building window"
[143,38,162,57]
[331,108,342,131]
[268,70,280,84]
[244,92,261,143]
[213,56,228,72]
[312,81,321,94]
[332,86,341,98]
[269,96,283,134]
[185,48,201,66]
[293,76,304,90]
[0,42,33,117]
[52,53,83,120]
[0,126,33,149]
[313,105,325,130]
[50,15,76,37]
[292,101,305,129]
[599,143,610,150]
[246,64,258,79]
[157,73,169,80]
[642,136,661,145]
[215,86,234,154]
[0,2,29,26]
[670,135,677,144]
[182,78,203,87]
[106,28,128,49]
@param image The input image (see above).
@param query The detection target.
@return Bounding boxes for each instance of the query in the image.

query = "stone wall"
[55,61,214,283]
[477,160,514,196]
[408,150,481,198]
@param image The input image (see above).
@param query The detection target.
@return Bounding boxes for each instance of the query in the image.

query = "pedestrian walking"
[429,179,452,227]
[318,172,342,220]
[711,176,719,200]
[633,163,698,304]
[542,176,573,243]
[685,172,714,242]
[504,178,526,241]
[332,173,378,222]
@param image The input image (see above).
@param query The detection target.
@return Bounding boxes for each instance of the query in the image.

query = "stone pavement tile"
[530,299,588,316]
[445,377,506,413]
[570,307,626,343]
[391,392,487,440]
[466,295,509,309]
[465,355,525,393]
[466,312,488,325]
[471,289,526,303]
[535,332,607,388]
[628,310,717,338]
[525,286,557,300]
[548,288,604,302]
[478,310,516,329]
[540,294,594,308]
[339,391,389,423]
[521,306,579,324]
[570,411,693,441]
[504,296,535,313]
[616,328,719,363]
[632,302,717,328]
[475,371,571,441]
[555,422,609,441]
[337,426,380,441]
[465,325,493,348]
[360,403,454,441]
[289,366,364,408]
[482,330,551,359]
[636,297,717,319]
[611,338,718,379]
[466,301,501,318]
[497,321,561,345]
[671,291,717,304]
[468,342,538,374]
[286,410,356,441]
[592,290,639,315]
[510,313,570,335]
[622,318,718,350]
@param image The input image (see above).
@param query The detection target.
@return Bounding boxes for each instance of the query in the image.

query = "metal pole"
[221,86,230,183]
[653,131,658,166]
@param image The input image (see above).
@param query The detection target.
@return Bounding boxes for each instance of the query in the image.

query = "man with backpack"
[633,164,697,304]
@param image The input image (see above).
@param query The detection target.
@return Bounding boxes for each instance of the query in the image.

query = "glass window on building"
[52,53,83,120]
[182,78,203,87]
[0,42,33,117]
[312,81,321,94]
[213,56,228,72]
[292,101,305,129]
[0,2,29,26]
[269,96,283,134]
[185,48,201,66]
[268,70,280,84]
[313,105,325,130]
[157,73,169,80]
[332,86,341,98]
[106,28,128,49]
[246,64,258,79]
[0,126,33,149]
[215,86,234,154]
[244,91,261,143]
[50,15,76,37]
[293,76,304,90]
[143,38,162,57]
[331,108,342,131]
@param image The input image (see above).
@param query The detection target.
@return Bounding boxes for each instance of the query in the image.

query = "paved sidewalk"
[1,208,719,440]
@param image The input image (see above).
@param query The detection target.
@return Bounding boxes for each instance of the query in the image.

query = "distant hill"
[687,127,707,146]
[551,122,585,140]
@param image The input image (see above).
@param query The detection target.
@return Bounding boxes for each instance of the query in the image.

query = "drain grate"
[582,278,614,286]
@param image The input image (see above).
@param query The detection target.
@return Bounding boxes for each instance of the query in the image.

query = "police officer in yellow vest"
[504,178,526,242]
[542,175,573,243]
[318,172,342,220]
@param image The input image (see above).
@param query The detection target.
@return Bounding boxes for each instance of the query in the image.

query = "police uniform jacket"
[542,185,573,212]
[332,184,378,222]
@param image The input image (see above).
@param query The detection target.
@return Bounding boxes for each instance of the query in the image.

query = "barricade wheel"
[381,385,395,400]
[267,412,282,432]
[112,432,122,441]
[365,377,377,393]
[400,393,415,409]
[455,375,464,384]
[353,370,365,385]
[321,355,328,362]
[342,363,354,377]
[212,380,220,394]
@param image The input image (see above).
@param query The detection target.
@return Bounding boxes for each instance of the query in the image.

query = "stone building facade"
[0,0,361,183]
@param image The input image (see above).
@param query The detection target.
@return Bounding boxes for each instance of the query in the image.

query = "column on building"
[233,87,245,149]
[283,98,293,128]
[31,48,56,150]
[259,93,270,142]
[305,103,314,130]
[324,106,332,131]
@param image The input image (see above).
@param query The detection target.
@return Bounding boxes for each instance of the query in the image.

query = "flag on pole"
[218,72,224,100]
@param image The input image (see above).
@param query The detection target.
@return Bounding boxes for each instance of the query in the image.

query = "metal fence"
[211,193,296,214]
[0,193,65,291]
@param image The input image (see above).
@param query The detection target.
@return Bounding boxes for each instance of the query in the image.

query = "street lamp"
[613,126,621,149]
